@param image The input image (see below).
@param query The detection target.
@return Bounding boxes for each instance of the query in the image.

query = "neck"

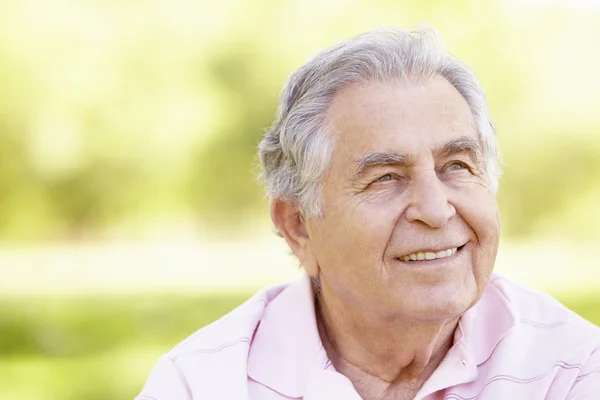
[315,281,458,386]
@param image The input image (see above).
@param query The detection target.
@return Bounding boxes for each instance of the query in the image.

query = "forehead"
[325,77,478,162]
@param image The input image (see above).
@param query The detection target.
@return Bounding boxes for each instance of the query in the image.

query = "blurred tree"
[186,41,280,227]
[0,120,32,232]
[42,160,143,239]
[499,133,600,238]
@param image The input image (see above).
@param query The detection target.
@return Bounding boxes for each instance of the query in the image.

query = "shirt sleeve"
[135,355,191,400]
[566,347,600,399]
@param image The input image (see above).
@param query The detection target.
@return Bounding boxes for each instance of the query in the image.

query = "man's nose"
[404,172,456,228]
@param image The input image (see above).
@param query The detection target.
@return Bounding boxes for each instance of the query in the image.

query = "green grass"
[0,292,598,400]
[0,294,250,357]
[0,293,249,400]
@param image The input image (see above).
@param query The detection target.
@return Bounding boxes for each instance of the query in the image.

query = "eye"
[375,173,395,182]
[445,161,469,172]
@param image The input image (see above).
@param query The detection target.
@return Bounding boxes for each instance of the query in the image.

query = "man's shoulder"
[489,274,600,342]
[135,282,294,399]
[165,281,290,363]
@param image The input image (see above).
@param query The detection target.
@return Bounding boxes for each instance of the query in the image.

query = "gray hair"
[258,27,501,217]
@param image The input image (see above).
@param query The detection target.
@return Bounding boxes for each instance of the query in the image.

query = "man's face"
[304,76,500,320]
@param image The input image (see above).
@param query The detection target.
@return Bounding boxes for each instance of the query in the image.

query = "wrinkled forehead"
[324,77,479,164]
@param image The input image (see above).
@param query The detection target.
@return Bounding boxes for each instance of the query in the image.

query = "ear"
[271,199,320,276]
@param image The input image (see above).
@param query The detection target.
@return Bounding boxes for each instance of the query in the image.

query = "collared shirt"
[136,273,600,399]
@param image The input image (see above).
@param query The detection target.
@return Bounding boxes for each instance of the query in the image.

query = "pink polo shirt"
[136,274,600,399]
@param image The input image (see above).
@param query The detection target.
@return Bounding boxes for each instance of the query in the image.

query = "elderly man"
[136,28,600,399]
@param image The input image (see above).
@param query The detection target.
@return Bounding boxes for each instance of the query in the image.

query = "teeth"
[400,247,458,262]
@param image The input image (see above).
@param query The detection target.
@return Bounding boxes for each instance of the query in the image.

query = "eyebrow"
[352,136,483,180]
[434,136,483,165]
[352,152,410,181]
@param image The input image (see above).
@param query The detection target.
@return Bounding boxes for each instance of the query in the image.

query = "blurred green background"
[1,0,599,399]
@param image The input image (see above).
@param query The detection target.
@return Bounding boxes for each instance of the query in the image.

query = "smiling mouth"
[398,244,466,262]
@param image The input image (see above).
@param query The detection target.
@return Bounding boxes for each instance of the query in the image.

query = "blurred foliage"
[0,0,599,240]
[499,134,600,237]
[0,293,247,400]
[0,294,249,358]
[0,291,598,400]
[187,41,281,225]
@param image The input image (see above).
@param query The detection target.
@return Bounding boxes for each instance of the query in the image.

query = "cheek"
[345,196,405,247]
[478,196,500,246]
[454,181,499,237]
[454,188,500,275]
[314,198,401,266]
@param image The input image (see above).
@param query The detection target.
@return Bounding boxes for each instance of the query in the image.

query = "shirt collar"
[247,273,516,398]
[247,273,327,398]
[457,274,517,366]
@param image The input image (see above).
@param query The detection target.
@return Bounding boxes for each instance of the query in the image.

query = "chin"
[400,284,478,321]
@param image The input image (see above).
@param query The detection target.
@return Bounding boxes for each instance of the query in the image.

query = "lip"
[395,243,468,266]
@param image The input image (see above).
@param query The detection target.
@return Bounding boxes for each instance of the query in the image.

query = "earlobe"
[270,200,320,276]
[271,199,308,257]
